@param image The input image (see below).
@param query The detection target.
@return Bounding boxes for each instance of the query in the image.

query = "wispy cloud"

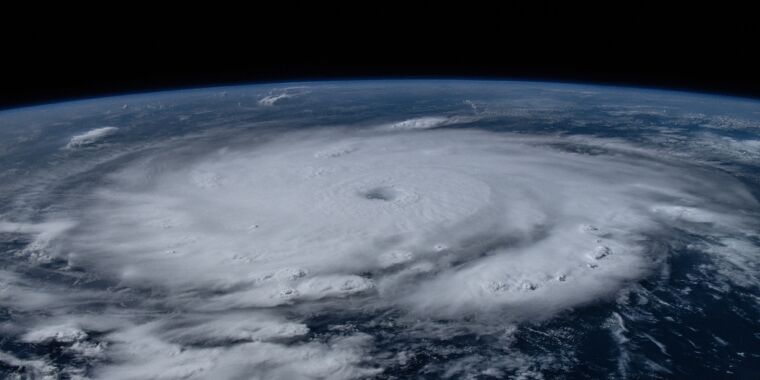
[378,115,479,131]
[258,87,310,106]
[64,127,119,149]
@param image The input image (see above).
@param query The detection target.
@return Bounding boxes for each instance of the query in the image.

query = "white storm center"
[60,129,754,319]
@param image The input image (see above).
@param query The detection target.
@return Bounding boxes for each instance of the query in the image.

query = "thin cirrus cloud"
[257,87,311,106]
[64,126,119,149]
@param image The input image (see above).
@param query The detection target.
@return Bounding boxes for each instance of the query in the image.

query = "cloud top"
[64,127,118,149]
[3,124,759,378]
[60,129,757,318]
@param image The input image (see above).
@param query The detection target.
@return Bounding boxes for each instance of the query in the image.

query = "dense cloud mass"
[58,129,757,317]
[1,83,759,379]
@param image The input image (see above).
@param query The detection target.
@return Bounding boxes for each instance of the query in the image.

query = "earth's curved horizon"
[0,80,758,379]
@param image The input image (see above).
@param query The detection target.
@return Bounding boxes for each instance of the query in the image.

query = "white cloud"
[0,352,57,379]
[22,323,88,344]
[156,312,309,345]
[0,220,75,263]
[385,116,450,130]
[65,127,119,149]
[258,87,310,106]
[258,93,294,106]
[94,324,380,380]
[56,129,758,319]
[4,126,759,378]
[378,115,478,131]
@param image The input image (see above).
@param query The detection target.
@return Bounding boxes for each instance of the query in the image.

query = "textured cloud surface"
[64,127,118,149]
[6,124,750,377]
[61,129,754,315]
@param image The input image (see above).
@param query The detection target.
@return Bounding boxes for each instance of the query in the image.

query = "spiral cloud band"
[64,128,755,317]
[3,112,759,378]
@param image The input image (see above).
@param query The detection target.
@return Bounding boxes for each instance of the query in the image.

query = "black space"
[3,12,758,109]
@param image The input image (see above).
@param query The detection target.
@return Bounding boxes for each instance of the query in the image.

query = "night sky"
[3,11,758,109]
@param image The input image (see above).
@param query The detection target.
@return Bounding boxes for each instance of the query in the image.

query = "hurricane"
[1,81,759,379]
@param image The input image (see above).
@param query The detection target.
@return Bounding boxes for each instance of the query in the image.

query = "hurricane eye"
[361,186,398,201]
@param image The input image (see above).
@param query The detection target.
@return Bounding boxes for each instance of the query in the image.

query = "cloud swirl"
[3,121,759,378]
